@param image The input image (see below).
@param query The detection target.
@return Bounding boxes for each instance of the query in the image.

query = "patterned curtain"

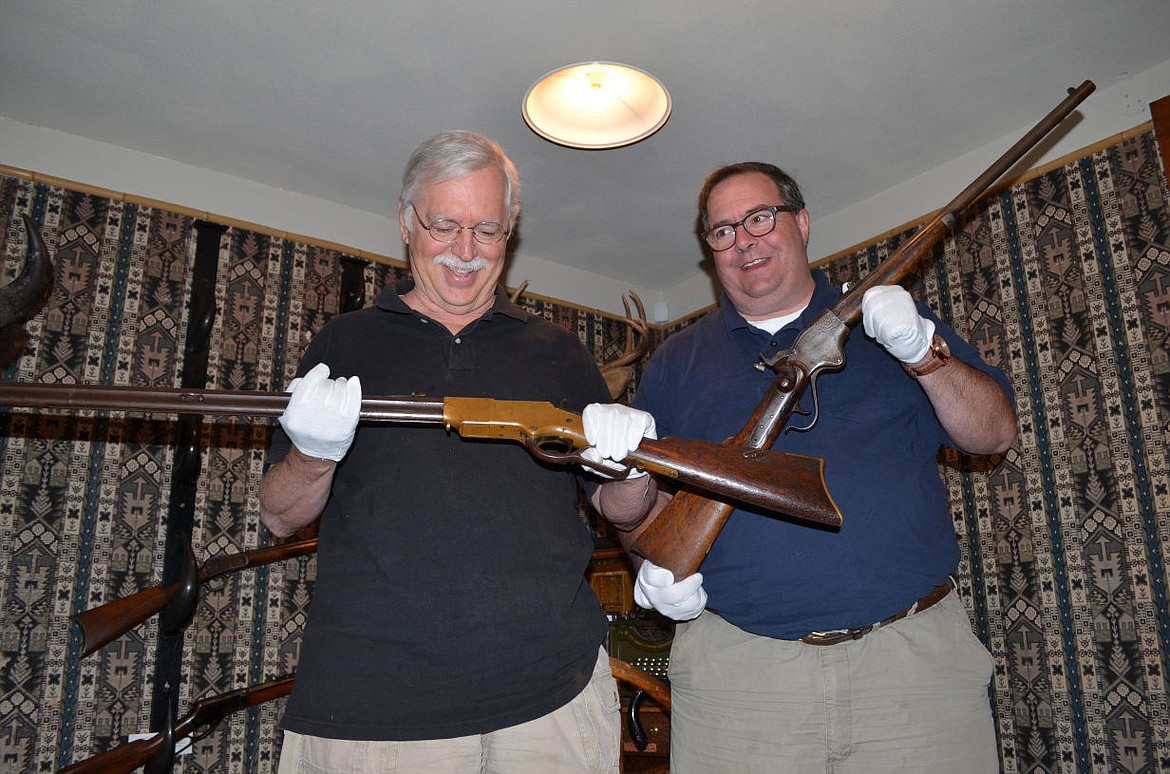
[1,125,1167,773]
[816,129,1170,773]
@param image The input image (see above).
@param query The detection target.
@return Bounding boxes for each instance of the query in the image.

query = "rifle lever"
[525,441,637,479]
[784,375,823,434]
[159,537,199,634]
[144,698,177,774]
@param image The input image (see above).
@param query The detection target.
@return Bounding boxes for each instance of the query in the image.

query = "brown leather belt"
[799,578,955,646]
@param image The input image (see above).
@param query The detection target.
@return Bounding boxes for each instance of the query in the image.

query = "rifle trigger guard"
[785,375,822,434]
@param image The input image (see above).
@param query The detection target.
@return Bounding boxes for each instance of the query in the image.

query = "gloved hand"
[861,285,936,364]
[582,403,657,478]
[634,560,707,621]
[279,362,362,461]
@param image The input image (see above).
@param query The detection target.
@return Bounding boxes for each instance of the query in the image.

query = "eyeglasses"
[703,205,801,252]
[410,206,509,245]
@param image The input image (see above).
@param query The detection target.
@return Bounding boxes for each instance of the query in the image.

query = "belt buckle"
[800,625,872,646]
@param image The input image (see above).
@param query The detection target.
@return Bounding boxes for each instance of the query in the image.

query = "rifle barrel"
[0,381,444,422]
[831,79,1096,329]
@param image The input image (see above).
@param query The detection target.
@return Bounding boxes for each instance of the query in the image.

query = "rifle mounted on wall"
[628,80,1096,577]
[57,674,295,774]
[74,537,318,657]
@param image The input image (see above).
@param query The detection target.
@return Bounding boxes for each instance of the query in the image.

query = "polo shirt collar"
[716,269,841,336]
[374,278,532,323]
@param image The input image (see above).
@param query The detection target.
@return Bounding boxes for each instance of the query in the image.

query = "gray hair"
[400,130,521,230]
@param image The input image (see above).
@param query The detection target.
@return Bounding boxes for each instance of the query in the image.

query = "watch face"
[904,334,951,378]
[933,335,951,361]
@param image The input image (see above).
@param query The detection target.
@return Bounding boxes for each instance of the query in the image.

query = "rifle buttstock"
[74,585,177,658]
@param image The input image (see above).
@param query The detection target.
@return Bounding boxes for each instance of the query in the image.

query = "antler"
[507,282,648,401]
[507,280,530,305]
[601,291,649,400]
[1,215,53,368]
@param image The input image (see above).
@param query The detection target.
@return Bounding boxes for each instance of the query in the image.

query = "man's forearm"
[591,475,661,531]
[259,447,336,537]
[916,358,1017,455]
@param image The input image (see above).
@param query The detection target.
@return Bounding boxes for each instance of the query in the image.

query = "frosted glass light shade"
[522,62,672,149]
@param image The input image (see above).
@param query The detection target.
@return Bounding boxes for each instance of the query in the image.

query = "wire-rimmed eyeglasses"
[410,205,509,245]
[703,204,801,252]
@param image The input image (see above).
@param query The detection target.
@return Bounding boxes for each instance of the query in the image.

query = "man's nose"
[452,228,476,257]
[734,224,757,250]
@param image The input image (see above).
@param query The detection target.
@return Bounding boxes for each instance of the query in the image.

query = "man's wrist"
[902,333,951,378]
[287,444,339,470]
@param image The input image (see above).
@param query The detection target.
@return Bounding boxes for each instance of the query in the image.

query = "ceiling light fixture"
[522,62,672,150]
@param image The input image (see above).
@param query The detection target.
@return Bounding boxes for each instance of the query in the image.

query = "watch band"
[902,333,951,378]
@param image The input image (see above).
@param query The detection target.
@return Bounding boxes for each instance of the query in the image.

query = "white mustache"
[434,254,490,275]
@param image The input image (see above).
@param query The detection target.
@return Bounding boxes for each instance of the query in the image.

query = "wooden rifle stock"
[57,674,295,774]
[73,538,318,657]
[0,382,840,526]
[630,81,1096,577]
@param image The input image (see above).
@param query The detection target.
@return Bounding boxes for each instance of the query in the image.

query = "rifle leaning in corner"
[0,383,841,528]
[57,674,295,774]
[74,537,318,658]
[628,80,1097,577]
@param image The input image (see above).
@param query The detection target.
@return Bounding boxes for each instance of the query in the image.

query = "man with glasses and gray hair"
[591,162,1018,772]
[260,130,653,773]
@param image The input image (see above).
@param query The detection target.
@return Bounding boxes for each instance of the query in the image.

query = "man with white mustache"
[260,130,653,773]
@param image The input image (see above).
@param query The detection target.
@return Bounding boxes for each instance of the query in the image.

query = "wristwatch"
[902,333,951,378]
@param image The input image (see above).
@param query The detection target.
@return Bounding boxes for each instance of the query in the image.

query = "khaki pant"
[277,647,619,774]
[669,593,999,773]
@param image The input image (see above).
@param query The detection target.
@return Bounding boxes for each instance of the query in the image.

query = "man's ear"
[797,208,811,248]
[398,200,411,244]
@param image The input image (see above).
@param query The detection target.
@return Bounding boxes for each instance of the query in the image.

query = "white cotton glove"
[581,403,657,479]
[634,560,707,621]
[278,362,362,461]
[861,285,937,364]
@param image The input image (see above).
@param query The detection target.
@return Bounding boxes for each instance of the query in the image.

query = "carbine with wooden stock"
[73,537,318,657]
[57,674,295,774]
[628,80,1096,577]
[0,382,841,528]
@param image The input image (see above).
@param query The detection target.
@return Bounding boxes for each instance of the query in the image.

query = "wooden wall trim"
[1152,94,1170,182]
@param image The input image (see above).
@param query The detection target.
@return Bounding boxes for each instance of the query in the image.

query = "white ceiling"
[2,1,1169,295]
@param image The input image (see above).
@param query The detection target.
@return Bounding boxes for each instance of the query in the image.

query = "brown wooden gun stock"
[57,674,295,774]
[0,382,840,528]
[629,80,1096,577]
[73,538,318,657]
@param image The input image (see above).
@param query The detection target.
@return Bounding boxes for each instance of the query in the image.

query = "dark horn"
[0,215,52,328]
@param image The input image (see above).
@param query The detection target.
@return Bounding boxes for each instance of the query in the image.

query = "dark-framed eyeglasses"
[410,205,509,245]
[703,204,801,252]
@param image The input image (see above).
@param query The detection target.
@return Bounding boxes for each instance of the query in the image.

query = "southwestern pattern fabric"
[0,127,1168,773]
[819,130,1170,773]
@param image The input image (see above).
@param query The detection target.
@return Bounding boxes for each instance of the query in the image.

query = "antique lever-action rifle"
[629,80,1096,577]
[73,537,318,657]
[0,381,840,528]
[57,674,295,774]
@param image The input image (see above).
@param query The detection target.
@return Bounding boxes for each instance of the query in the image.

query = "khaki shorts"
[277,646,619,774]
[669,592,998,774]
